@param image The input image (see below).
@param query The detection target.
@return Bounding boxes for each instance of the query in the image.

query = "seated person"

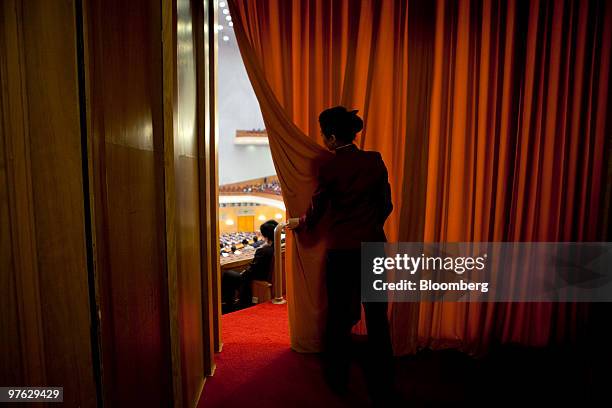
[221,220,278,308]
[251,235,264,248]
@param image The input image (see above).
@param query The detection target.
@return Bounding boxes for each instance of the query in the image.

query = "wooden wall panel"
[22,2,95,398]
[0,69,22,387]
[195,0,218,381]
[0,0,97,405]
[86,0,172,405]
[175,0,206,406]
[1,0,219,405]
[207,0,223,357]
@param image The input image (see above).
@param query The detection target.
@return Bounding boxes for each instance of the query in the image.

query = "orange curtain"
[228,0,612,355]
[418,0,611,354]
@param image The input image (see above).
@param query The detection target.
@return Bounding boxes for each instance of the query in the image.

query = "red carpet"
[197,302,371,408]
[196,301,601,407]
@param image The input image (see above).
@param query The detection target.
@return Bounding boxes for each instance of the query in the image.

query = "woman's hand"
[286,217,301,230]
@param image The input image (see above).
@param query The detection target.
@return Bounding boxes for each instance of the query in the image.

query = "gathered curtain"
[228,0,612,355]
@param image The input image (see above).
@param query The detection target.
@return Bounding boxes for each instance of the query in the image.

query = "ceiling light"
[223,9,229,15]
[225,15,232,21]
[218,24,224,30]
[228,21,234,27]
[219,1,226,7]
[223,35,229,41]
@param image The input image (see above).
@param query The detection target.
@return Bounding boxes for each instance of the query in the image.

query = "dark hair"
[260,220,279,241]
[318,106,364,143]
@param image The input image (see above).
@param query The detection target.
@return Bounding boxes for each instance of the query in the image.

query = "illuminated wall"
[219,204,285,233]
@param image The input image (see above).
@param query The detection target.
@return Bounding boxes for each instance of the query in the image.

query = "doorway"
[215,0,286,320]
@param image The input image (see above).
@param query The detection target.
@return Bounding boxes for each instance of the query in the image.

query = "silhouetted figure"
[289,106,395,405]
[222,220,278,311]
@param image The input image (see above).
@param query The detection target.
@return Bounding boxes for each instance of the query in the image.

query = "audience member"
[221,220,278,311]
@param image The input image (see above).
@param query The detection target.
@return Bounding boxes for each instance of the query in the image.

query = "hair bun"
[318,106,363,142]
[349,110,364,133]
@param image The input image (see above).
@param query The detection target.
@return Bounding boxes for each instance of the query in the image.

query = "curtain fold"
[229,0,415,352]
[228,0,612,355]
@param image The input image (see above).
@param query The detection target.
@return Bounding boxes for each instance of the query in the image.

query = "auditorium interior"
[1,0,612,407]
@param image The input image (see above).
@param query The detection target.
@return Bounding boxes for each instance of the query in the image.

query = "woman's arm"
[288,171,330,231]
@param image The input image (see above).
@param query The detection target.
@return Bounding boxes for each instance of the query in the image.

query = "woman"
[288,106,394,402]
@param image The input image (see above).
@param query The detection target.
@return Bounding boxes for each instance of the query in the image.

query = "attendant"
[288,106,395,405]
